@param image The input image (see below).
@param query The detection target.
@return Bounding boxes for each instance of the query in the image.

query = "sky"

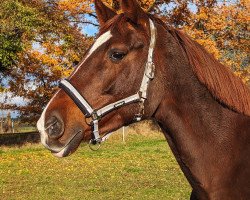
[0,92,26,118]
[82,18,99,36]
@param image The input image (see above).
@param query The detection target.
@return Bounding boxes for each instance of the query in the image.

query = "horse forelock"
[168,28,250,117]
[99,14,128,36]
[99,13,151,38]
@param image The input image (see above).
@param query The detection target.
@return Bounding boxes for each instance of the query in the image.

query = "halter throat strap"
[59,19,157,147]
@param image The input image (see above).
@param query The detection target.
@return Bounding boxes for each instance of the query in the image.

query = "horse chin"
[52,130,84,158]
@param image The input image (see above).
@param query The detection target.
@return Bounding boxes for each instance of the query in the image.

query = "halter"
[59,19,156,149]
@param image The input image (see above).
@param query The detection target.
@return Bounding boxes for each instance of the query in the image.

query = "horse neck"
[151,26,250,198]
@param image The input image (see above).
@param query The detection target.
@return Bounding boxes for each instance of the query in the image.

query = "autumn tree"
[0,0,92,122]
[183,0,250,84]
[0,0,28,71]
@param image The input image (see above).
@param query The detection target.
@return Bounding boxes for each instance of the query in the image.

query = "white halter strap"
[140,19,156,99]
[59,18,157,149]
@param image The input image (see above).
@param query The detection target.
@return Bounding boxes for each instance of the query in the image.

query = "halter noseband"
[59,19,156,148]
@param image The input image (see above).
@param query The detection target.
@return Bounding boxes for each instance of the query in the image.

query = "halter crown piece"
[59,19,157,150]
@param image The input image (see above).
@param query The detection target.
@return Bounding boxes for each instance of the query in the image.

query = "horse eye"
[109,51,126,62]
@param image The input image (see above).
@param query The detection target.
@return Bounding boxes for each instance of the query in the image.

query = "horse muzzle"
[37,114,84,158]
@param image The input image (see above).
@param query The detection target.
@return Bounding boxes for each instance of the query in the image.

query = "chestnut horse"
[37,0,250,199]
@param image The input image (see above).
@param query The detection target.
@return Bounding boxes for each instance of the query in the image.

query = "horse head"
[37,0,162,157]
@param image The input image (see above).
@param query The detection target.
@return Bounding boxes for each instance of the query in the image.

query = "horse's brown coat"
[38,0,250,199]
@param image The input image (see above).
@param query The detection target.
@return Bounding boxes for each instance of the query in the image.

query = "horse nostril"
[45,116,64,139]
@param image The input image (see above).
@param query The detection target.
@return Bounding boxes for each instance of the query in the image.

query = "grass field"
[16,126,37,133]
[0,133,191,200]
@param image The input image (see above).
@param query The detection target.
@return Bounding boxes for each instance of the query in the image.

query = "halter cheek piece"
[59,19,156,148]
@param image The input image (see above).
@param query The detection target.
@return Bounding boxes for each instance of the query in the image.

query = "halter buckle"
[134,100,145,121]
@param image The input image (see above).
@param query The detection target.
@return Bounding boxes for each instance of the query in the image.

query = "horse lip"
[51,130,83,158]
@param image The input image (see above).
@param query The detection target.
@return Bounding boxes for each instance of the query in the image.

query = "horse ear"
[95,0,116,27]
[120,0,148,27]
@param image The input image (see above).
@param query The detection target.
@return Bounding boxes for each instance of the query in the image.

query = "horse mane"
[167,28,250,116]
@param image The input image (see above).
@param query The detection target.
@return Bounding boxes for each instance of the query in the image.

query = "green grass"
[0,134,191,200]
[15,126,37,133]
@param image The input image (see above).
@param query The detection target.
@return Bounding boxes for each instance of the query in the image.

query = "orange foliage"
[184,0,249,83]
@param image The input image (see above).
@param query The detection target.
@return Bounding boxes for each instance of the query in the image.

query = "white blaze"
[71,30,113,76]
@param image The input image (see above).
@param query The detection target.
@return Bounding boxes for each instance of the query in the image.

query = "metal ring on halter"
[89,139,102,151]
